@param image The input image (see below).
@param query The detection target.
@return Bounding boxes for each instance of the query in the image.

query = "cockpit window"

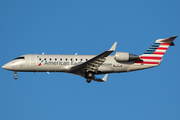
[14,57,25,60]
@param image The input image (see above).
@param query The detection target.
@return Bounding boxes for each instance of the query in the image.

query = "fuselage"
[2,54,136,74]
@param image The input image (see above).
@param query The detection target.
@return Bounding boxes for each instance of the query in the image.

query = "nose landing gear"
[14,76,18,79]
[14,71,18,80]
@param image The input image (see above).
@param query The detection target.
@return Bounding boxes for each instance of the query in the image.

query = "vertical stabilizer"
[134,36,177,66]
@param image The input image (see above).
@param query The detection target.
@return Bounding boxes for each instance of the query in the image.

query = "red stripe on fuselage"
[38,63,41,66]
[160,43,170,45]
[140,56,162,60]
[153,52,165,55]
[134,61,159,64]
[157,47,168,50]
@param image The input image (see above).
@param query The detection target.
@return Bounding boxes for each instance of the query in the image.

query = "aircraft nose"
[2,65,5,69]
[2,63,12,70]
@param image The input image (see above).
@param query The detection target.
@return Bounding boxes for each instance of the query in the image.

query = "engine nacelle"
[114,52,139,62]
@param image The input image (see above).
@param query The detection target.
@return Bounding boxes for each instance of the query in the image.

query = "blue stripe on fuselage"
[143,43,161,54]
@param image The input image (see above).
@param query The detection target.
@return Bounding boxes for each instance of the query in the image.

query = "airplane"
[2,36,177,83]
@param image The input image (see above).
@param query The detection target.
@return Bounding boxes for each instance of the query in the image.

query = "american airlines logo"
[38,60,44,66]
[38,60,82,66]
[44,61,70,65]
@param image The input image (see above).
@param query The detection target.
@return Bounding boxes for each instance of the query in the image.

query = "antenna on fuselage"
[75,53,77,55]
[42,52,44,55]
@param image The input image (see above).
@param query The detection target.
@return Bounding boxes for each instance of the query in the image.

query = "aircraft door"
[30,55,38,66]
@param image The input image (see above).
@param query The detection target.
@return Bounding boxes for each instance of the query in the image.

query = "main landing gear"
[14,71,18,80]
[86,72,95,83]
[86,78,91,83]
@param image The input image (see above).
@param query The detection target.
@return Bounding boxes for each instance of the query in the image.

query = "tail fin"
[134,36,177,66]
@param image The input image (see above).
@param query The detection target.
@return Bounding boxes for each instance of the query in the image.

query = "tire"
[86,78,91,83]
[14,76,18,79]
[87,72,93,78]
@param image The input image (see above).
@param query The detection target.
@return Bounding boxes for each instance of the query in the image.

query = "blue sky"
[0,0,180,120]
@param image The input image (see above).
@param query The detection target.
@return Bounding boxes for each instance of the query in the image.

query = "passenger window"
[66,58,67,61]
[44,58,46,60]
[60,58,62,61]
[50,58,51,61]
[81,59,83,61]
[86,59,88,61]
[55,58,57,61]
[39,58,41,61]
[76,59,77,61]
[71,59,72,61]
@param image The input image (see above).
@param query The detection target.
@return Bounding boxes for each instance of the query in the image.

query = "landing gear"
[14,76,18,79]
[86,72,94,83]
[86,78,91,83]
[87,72,94,78]
[14,71,18,80]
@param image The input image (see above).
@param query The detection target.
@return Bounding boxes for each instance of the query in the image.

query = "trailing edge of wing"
[109,42,117,51]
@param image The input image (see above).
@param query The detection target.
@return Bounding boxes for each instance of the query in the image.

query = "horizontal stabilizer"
[155,36,177,43]
[170,42,175,46]
[161,36,177,42]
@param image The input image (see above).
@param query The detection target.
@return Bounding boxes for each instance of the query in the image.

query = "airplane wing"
[92,74,108,82]
[69,42,117,77]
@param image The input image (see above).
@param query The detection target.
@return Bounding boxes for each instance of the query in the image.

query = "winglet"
[109,42,117,51]
[102,74,108,82]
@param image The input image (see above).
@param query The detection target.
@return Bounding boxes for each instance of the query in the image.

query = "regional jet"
[2,36,177,83]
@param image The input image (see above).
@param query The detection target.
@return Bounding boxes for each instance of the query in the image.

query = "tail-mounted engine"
[114,52,139,62]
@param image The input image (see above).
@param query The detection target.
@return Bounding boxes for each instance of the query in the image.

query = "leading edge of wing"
[69,42,117,74]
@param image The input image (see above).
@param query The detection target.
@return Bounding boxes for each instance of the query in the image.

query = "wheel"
[86,78,91,83]
[87,72,93,78]
[14,76,18,79]
[14,71,17,80]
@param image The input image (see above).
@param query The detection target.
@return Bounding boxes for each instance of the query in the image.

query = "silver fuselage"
[2,54,138,74]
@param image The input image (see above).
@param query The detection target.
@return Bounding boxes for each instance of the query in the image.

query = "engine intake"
[114,52,139,62]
